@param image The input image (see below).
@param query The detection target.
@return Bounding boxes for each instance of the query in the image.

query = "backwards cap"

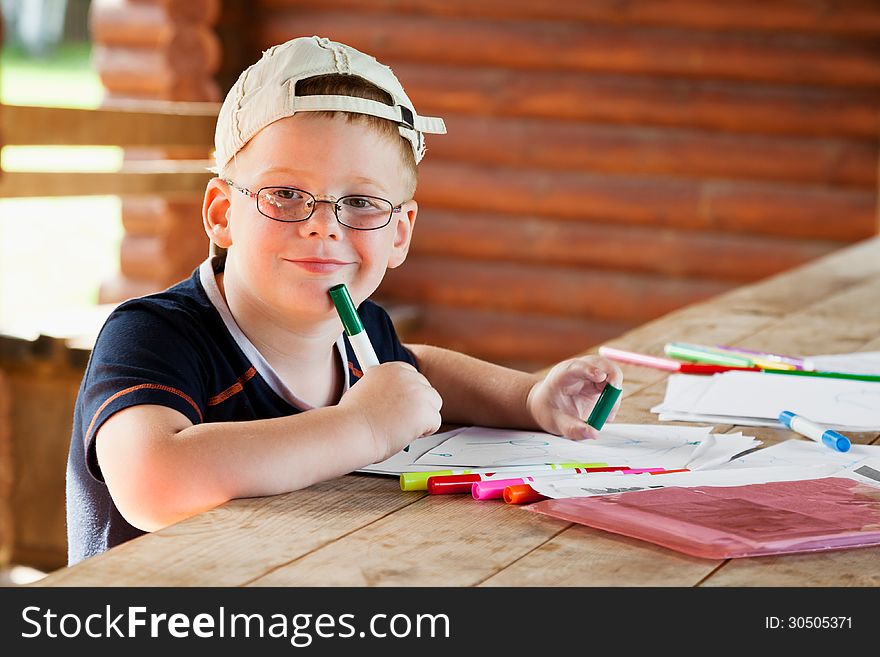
[214,35,447,171]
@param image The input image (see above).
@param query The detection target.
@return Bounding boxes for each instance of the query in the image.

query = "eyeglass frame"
[222,178,404,231]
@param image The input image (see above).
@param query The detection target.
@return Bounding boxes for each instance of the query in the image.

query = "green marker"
[329,283,380,371]
[664,342,753,368]
[586,383,622,431]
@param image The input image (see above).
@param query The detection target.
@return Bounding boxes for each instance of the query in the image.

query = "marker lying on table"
[664,342,755,368]
[472,467,669,500]
[400,463,607,491]
[778,411,851,453]
[329,283,380,371]
[427,466,629,494]
[502,468,691,504]
[598,346,759,375]
[715,345,813,371]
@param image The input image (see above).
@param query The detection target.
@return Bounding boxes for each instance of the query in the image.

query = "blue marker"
[778,411,851,453]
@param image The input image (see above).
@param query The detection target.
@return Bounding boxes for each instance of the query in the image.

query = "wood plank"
[246,488,576,586]
[481,521,720,586]
[397,65,880,138]
[382,257,733,322]
[257,0,880,36]
[1,104,217,148]
[263,12,880,88]
[410,209,843,282]
[415,161,878,241]
[91,0,221,48]
[36,475,423,586]
[0,167,213,197]
[431,115,879,188]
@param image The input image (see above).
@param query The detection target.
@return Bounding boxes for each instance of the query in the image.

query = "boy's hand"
[339,361,443,462]
[526,356,623,441]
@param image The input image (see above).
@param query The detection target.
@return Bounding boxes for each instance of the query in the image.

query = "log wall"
[93,0,880,370]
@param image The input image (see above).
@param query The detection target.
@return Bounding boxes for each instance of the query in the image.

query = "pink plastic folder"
[526,478,880,560]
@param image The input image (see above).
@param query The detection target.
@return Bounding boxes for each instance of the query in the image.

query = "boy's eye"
[269,188,303,201]
[341,196,380,210]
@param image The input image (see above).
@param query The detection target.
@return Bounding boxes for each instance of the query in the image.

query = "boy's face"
[207,114,416,322]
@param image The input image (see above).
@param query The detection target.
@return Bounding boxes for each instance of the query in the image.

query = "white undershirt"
[198,256,350,410]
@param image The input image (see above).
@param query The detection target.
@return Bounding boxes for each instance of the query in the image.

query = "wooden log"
[392,65,880,139]
[429,114,879,188]
[414,161,878,241]
[262,11,880,88]
[90,0,221,48]
[116,194,208,285]
[93,45,221,101]
[400,304,632,370]
[381,257,733,323]
[408,209,843,282]
[0,167,213,197]
[1,104,218,148]
[257,0,880,36]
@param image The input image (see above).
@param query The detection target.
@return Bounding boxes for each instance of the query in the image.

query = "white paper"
[530,464,841,499]
[412,424,759,470]
[717,438,880,471]
[691,371,880,428]
[808,351,880,376]
[356,428,466,475]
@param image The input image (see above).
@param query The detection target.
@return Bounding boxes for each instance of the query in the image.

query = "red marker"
[426,466,630,495]
[678,364,761,374]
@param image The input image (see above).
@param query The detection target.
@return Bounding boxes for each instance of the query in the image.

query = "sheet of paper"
[691,371,880,428]
[808,351,880,376]
[718,438,880,471]
[412,424,759,470]
[356,428,466,475]
[529,464,841,499]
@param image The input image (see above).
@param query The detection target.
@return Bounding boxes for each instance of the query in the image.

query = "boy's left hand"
[526,356,623,440]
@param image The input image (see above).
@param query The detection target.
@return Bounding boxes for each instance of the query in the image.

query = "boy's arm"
[406,344,624,440]
[405,343,542,429]
[96,361,441,532]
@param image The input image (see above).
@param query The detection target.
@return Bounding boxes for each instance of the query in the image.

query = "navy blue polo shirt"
[66,257,417,565]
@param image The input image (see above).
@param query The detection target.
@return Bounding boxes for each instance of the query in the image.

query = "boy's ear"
[202,178,234,249]
[387,199,418,269]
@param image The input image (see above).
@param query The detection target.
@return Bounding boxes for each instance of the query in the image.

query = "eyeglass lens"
[257,187,393,230]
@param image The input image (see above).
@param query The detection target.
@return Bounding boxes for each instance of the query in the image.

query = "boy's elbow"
[95,406,219,533]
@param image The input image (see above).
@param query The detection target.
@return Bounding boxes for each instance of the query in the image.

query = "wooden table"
[37,237,880,587]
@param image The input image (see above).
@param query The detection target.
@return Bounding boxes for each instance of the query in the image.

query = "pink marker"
[471,468,668,500]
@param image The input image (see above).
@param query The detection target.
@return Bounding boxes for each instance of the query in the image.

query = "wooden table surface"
[38,237,880,587]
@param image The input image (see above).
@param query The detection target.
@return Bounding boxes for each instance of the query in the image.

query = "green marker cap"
[586,383,622,431]
[329,283,364,336]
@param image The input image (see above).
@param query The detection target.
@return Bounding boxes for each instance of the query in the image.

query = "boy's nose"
[301,201,341,238]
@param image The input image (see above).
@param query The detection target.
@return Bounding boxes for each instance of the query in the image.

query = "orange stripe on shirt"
[84,383,203,447]
[207,367,257,406]
[348,361,363,379]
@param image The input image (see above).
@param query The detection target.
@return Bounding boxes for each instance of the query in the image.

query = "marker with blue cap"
[778,410,851,453]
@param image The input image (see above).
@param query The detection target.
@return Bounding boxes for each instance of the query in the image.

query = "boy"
[66,36,623,565]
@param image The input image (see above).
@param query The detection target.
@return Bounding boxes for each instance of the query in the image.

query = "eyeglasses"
[223,179,402,231]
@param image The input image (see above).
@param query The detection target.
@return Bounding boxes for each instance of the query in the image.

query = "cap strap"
[291,94,447,134]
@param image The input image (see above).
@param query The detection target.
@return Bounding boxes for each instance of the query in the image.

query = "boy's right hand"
[339,361,443,462]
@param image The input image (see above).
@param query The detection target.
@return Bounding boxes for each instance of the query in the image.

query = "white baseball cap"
[213,35,447,172]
